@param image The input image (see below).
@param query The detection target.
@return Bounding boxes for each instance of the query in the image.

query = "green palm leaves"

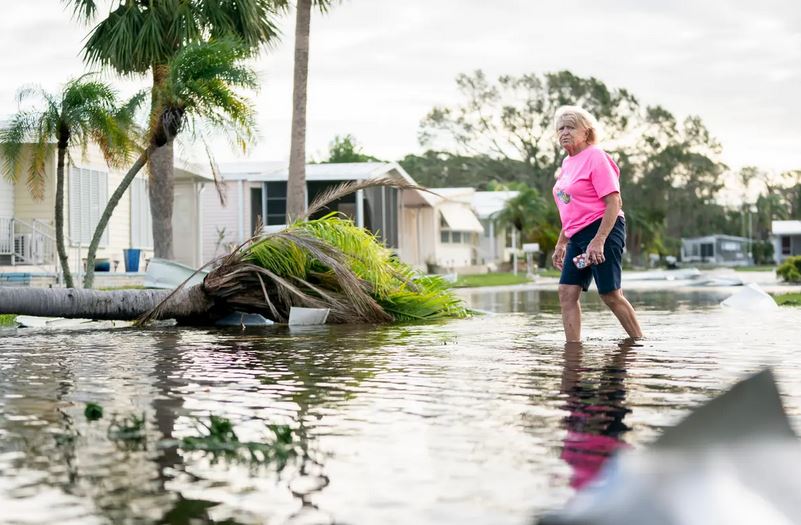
[200,180,469,325]
[0,75,139,199]
[153,39,258,146]
[73,0,287,74]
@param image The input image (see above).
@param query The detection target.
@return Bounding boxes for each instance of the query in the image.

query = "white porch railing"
[0,217,12,256]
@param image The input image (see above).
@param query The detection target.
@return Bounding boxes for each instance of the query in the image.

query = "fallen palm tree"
[0,178,468,325]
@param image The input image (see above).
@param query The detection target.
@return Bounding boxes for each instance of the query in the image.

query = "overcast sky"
[1,0,799,181]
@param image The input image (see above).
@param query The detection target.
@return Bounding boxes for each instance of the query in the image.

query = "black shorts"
[559,217,626,295]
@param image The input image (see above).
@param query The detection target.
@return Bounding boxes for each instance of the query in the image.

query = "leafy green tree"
[398,151,532,189]
[323,134,381,163]
[0,75,138,288]
[69,0,286,259]
[420,70,639,196]
[82,39,259,289]
[494,184,560,266]
[421,70,729,264]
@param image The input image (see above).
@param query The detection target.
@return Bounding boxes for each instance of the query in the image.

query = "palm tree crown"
[0,75,139,199]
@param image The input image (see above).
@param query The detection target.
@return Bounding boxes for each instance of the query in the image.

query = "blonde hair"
[554,105,601,145]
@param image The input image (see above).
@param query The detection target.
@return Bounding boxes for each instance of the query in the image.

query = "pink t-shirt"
[552,145,624,238]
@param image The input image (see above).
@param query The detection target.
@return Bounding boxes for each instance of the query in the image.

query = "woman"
[551,106,643,343]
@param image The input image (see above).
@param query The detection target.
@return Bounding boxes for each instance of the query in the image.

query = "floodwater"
[0,288,800,524]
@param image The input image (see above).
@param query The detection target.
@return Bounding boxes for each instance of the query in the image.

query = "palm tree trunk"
[286,0,312,222]
[148,64,175,260]
[84,146,154,289]
[0,284,211,322]
[55,146,75,288]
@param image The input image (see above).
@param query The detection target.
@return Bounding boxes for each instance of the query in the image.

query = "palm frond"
[300,175,437,221]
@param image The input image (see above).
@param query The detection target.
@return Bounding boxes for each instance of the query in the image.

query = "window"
[265,181,287,226]
[69,167,108,246]
[130,178,153,248]
[440,230,468,244]
[701,243,714,258]
[782,236,792,255]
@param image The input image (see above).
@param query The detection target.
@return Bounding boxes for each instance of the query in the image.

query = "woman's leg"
[600,289,643,339]
[559,284,583,342]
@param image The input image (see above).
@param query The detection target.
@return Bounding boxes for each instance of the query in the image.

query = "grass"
[734,265,776,272]
[772,292,801,307]
[0,314,17,326]
[452,272,532,288]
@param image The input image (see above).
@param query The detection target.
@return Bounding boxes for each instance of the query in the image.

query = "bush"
[776,256,801,283]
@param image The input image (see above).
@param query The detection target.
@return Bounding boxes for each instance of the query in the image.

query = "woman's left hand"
[586,237,606,265]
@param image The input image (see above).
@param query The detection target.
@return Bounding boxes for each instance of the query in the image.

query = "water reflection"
[1,289,800,524]
[559,343,633,489]
[461,288,731,314]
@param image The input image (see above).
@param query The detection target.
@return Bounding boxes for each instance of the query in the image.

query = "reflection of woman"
[551,105,642,342]
[559,343,632,489]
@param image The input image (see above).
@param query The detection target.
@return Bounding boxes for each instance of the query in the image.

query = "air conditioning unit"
[13,233,36,263]
[15,233,49,263]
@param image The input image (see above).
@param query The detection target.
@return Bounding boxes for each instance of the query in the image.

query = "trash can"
[123,248,141,272]
[94,258,111,272]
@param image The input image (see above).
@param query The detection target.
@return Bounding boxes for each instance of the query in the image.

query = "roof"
[175,157,214,182]
[220,160,439,207]
[219,161,413,183]
[472,190,519,219]
[427,187,476,204]
[681,234,750,243]
[772,220,801,235]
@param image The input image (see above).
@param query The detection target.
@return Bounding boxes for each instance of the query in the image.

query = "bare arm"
[585,193,621,265]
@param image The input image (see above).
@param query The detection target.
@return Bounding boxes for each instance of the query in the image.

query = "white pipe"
[356,189,364,228]
[196,182,206,267]
[512,228,518,275]
[237,179,244,242]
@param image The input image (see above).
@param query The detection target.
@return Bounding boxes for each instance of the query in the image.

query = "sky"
[1,0,799,189]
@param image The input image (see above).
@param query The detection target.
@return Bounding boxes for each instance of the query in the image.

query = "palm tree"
[68,0,287,259]
[286,0,336,220]
[82,38,260,289]
[0,76,138,288]
[0,179,468,325]
[495,185,560,266]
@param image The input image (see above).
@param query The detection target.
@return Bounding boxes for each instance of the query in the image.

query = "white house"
[202,161,431,266]
[0,143,211,277]
[772,220,801,263]
[472,190,519,268]
[680,234,751,266]
[412,187,485,272]
[200,162,490,274]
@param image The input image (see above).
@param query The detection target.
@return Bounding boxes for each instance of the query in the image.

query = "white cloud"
[1,0,799,177]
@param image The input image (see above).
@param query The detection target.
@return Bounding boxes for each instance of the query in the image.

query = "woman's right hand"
[552,243,567,270]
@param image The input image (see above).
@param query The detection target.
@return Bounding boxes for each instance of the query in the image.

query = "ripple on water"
[0,289,799,524]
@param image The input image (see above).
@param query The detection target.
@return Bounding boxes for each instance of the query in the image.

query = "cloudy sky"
[1,0,799,179]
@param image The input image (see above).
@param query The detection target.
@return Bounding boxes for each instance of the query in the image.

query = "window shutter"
[69,167,81,243]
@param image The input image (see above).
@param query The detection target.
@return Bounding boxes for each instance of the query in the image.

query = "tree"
[82,38,260,289]
[0,180,466,325]
[420,70,639,196]
[69,0,287,259]
[494,185,560,266]
[420,70,728,264]
[0,76,138,288]
[398,151,532,189]
[286,0,337,221]
[323,134,380,163]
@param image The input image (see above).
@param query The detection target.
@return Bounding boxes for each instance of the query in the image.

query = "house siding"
[0,176,13,217]
[201,180,241,264]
